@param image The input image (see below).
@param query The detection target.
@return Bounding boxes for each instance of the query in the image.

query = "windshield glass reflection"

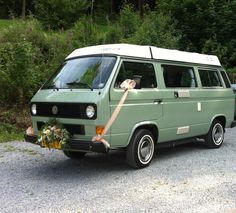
[42,56,116,90]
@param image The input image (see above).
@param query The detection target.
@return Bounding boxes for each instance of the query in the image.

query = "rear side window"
[221,71,231,88]
[162,65,197,88]
[115,61,157,88]
[199,69,222,87]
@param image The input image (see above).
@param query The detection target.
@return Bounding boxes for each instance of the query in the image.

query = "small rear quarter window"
[220,71,231,88]
[199,69,222,87]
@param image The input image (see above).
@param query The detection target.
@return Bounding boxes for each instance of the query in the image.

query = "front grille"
[31,102,97,120]
[37,122,85,135]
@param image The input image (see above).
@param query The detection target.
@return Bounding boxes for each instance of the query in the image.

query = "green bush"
[128,12,180,49]
[0,41,41,105]
[103,24,122,44]
[71,17,103,47]
[71,17,123,46]
[0,19,73,105]
[227,67,236,73]
[119,3,140,39]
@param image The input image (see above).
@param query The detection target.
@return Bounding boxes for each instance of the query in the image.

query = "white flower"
[51,126,57,131]
[43,129,51,135]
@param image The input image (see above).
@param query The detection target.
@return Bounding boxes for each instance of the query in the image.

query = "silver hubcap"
[212,123,224,145]
[137,135,154,164]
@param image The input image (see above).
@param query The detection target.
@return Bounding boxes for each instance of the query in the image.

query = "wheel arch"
[127,121,159,147]
[205,115,225,148]
[211,115,226,129]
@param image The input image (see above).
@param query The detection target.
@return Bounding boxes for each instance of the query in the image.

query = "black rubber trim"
[24,134,38,143]
[231,121,236,128]
[66,139,108,153]
[24,134,108,153]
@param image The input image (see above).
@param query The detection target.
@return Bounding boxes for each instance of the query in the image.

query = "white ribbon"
[26,126,35,136]
[92,79,136,149]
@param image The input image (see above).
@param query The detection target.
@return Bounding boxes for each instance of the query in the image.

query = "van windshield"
[42,56,117,90]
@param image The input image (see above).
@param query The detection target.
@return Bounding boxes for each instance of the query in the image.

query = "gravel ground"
[0,129,236,213]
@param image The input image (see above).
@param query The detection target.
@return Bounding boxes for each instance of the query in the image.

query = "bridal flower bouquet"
[37,119,70,149]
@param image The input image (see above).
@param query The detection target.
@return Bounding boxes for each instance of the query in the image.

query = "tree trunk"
[22,0,26,19]
[138,0,144,17]
[110,0,113,15]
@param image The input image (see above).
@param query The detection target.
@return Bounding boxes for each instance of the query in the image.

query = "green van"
[25,44,235,168]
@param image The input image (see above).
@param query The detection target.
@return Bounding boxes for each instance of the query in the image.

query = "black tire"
[63,150,86,159]
[126,129,155,169]
[205,119,224,148]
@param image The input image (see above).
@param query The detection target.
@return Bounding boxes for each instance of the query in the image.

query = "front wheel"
[63,150,86,159]
[126,129,155,169]
[205,119,224,148]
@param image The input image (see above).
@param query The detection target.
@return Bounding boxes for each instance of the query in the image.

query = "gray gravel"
[0,129,236,213]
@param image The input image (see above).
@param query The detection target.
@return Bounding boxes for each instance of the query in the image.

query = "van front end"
[25,89,111,153]
[24,54,118,154]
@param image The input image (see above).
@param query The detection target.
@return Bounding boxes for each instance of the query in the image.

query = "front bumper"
[24,134,108,153]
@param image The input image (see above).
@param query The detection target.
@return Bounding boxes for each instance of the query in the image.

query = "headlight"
[31,104,37,115]
[86,105,95,118]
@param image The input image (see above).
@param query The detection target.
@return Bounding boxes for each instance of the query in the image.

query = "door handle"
[154,99,163,104]
[174,91,179,98]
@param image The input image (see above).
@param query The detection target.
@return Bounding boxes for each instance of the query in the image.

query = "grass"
[0,105,31,143]
[18,148,40,155]
[0,19,14,30]
[2,144,40,156]
[3,144,17,152]
[0,19,26,32]
[0,124,23,143]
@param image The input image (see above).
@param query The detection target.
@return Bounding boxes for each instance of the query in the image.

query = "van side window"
[115,61,157,88]
[220,71,231,88]
[162,65,196,88]
[199,70,222,87]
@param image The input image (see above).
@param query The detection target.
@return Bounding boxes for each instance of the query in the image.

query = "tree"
[138,0,144,17]
[34,0,90,29]
[157,0,236,68]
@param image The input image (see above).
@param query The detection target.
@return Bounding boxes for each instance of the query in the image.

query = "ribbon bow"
[120,79,136,91]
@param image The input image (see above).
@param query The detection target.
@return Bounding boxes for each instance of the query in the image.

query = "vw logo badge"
[52,105,58,115]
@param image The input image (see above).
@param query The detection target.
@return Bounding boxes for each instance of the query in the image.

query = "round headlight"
[86,105,95,118]
[31,104,37,115]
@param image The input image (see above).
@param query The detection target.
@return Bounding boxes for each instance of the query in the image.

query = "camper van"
[25,44,235,169]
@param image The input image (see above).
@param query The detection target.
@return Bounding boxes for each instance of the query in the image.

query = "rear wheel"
[126,129,155,169]
[63,150,86,159]
[205,119,224,148]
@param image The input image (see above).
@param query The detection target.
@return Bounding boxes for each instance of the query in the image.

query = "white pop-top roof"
[66,43,221,66]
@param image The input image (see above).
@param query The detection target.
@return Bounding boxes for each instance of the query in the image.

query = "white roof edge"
[150,46,221,66]
[66,43,152,60]
[66,43,221,66]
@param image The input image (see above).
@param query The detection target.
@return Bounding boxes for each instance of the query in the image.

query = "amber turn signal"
[96,126,105,135]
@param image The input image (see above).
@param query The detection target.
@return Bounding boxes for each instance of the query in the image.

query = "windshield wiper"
[66,81,93,91]
[43,84,59,90]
